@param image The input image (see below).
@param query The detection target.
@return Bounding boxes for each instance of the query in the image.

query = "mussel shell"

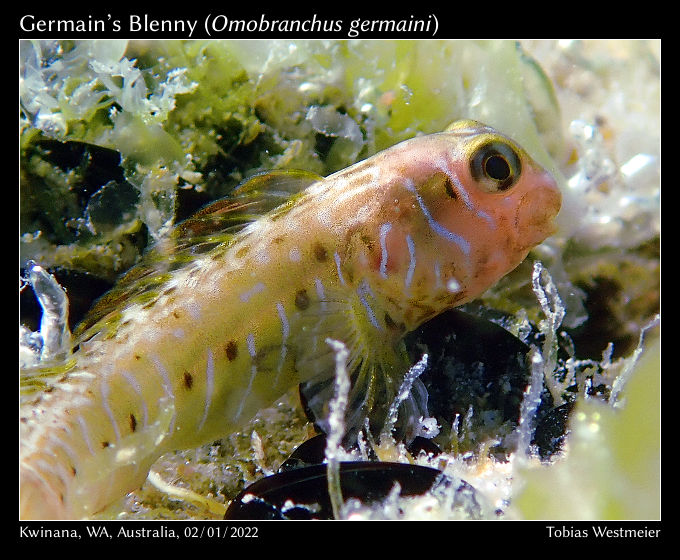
[277,434,442,473]
[532,401,574,459]
[225,461,457,520]
[277,433,329,472]
[408,307,532,428]
[28,139,125,209]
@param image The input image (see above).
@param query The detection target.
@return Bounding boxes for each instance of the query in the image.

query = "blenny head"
[366,119,561,328]
[449,119,561,241]
[430,119,561,297]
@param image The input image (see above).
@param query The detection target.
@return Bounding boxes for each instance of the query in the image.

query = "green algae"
[512,338,660,520]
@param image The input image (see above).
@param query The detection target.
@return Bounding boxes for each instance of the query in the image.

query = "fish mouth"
[541,173,563,228]
[515,171,562,248]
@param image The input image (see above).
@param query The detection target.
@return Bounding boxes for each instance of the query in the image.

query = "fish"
[19,120,561,519]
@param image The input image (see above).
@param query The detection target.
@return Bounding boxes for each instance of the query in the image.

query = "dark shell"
[410,306,585,458]
[21,138,134,245]
[407,307,532,431]
[532,401,574,460]
[224,461,476,520]
[277,434,441,473]
[28,139,126,210]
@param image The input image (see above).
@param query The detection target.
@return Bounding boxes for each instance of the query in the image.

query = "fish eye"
[484,154,511,181]
[470,141,521,192]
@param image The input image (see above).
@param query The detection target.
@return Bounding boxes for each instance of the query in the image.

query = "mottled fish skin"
[19,120,561,519]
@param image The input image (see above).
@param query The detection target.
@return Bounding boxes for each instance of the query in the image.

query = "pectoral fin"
[291,281,430,446]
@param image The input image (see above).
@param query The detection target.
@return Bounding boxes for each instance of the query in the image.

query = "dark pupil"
[484,154,511,181]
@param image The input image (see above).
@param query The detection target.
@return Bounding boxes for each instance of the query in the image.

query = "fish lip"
[537,168,562,219]
[512,170,562,250]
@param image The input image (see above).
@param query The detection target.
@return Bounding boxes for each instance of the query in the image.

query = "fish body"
[19,120,561,519]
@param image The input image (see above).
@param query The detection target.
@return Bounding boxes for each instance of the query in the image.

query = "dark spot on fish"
[129,413,137,433]
[476,250,491,269]
[418,309,437,324]
[361,234,375,251]
[444,176,457,200]
[208,243,229,259]
[295,289,310,310]
[183,371,194,389]
[101,441,110,448]
[273,236,286,245]
[173,310,181,319]
[71,466,77,477]
[445,291,467,306]
[313,242,328,262]
[162,286,177,296]
[226,340,238,361]
[59,493,64,503]
[134,354,141,361]
[409,300,437,323]
[236,246,250,259]
[384,312,405,333]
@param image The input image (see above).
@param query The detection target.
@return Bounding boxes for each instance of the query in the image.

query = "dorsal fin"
[174,169,323,241]
[233,168,324,200]
[74,169,323,342]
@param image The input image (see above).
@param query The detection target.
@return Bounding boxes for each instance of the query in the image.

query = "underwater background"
[20,39,660,520]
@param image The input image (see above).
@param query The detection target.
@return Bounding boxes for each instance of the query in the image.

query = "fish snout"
[516,171,562,246]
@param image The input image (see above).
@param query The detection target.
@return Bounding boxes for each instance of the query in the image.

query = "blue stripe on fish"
[197,349,214,432]
[239,282,265,303]
[334,251,346,286]
[405,233,417,290]
[100,378,121,444]
[379,222,392,279]
[235,334,258,420]
[275,302,290,384]
[77,415,96,457]
[404,179,471,256]
[122,370,148,428]
[151,354,176,433]
[357,279,382,331]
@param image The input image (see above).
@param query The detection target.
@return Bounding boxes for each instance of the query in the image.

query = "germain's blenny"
[19,120,561,519]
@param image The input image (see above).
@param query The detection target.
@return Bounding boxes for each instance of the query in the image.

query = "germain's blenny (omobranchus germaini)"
[20,120,561,519]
